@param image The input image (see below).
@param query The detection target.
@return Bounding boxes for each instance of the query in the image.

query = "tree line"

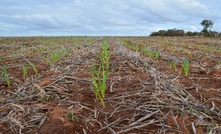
[150,19,220,37]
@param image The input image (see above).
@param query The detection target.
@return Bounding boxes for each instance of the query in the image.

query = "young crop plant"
[187,51,192,57]
[31,63,38,74]
[90,41,111,108]
[22,64,30,80]
[60,48,69,57]
[17,49,21,57]
[122,40,131,47]
[50,51,60,63]
[1,65,11,88]
[131,44,140,51]
[44,56,51,65]
[27,50,31,55]
[153,50,159,61]
[39,95,50,102]
[179,59,190,76]
[48,49,68,64]
[71,111,75,121]
[170,61,177,72]
[38,47,45,52]
[142,47,153,58]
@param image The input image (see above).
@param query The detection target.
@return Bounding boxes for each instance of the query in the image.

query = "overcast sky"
[0,0,220,36]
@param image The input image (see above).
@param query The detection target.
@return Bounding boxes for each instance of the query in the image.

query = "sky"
[0,0,220,36]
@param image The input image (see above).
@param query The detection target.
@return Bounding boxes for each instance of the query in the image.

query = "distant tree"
[150,29,185,36]
[193,31,200,36]
[175,30,185,36]
[200,19,214,36]
[165,29,174,36]
[158,30,166,36]
[186,31,193,36]
[150,30,167,36]
[150,32,158,36]
[164,29,185,36]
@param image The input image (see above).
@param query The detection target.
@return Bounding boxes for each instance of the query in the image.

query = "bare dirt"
[0,36,221,134]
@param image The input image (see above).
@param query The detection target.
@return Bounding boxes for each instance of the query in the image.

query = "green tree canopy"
[201,19,214,32]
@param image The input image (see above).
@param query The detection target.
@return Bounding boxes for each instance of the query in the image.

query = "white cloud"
[0,0,220,36]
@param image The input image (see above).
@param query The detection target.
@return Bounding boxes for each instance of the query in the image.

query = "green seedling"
[181,50,186,55]
[87,40,94,45]
[71,111,75,121]
[188,108,198,113]
[206,127,211,133]
[142,47,147,54]
[153,50,159,61]
[122,40,131,47]
[131,45,140,51]
[60,48,68,57]
[1,65,11,87]
[44,56,51,65]
[170,61,177,71]
[17,49,21,57]
[206,122,216,133]
[160,106,168,110]
[38,47,44,52]
[179,59,190,76]
[215,106,220,111]
[143,47,153,57]
[177,109,184,116]
[39,95,50,102]
[50,51,59,63]
[27,50,31,55]
[187,51,192,57]
[31,63,38,74]
[61,95,67,99]
[22,64,30,80]
[90,41,111,108]
[218,48,221,53]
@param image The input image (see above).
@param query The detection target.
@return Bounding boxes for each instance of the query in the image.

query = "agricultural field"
[0,36,221,134]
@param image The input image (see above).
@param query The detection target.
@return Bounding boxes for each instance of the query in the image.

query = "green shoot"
[22,64,30,80]
[31,63,38,74]
[179,59,190,76]
[44,56,51,65]
[153,50,159,61]
[187,51,192,57]
[71,111,75,121]
[131,45,139,51]
[17,49,21,57]
[39,95,50,102]
[1,65,11,88]
[45,49,68,65]
[170,61,177,71]
[90,41,111,108]
[27,50,31,55]
[50,51,59,63]
[60,48,68,57]
[38,47,44,52]
[218,48,221,53]
[177,109,184,116]
[143,47,153,57]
